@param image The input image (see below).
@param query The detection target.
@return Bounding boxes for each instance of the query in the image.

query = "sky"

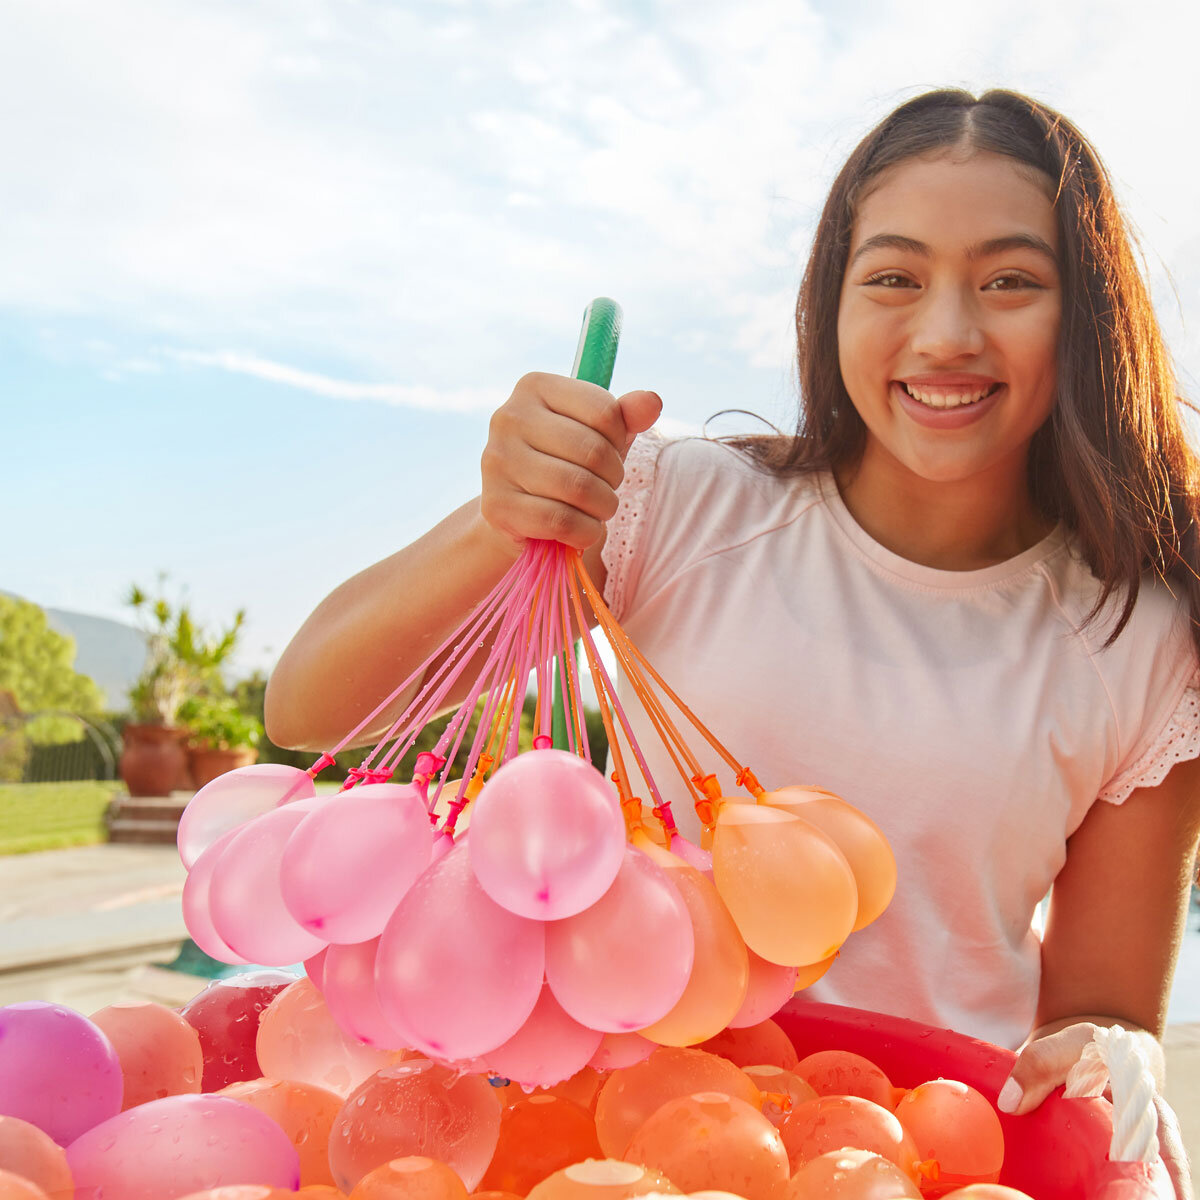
[4,0,1198,683]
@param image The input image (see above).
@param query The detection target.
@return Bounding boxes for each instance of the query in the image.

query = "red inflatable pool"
[775,1000,1173,1200]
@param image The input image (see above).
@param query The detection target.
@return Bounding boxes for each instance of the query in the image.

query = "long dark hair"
[735,88,1200,654]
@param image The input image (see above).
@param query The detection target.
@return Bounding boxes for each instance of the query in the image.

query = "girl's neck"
[834,444,1054,571]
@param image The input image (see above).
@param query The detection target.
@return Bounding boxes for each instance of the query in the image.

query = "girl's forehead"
[851,150,1059,255]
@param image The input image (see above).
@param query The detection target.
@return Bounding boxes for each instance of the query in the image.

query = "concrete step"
[105,793,192,845]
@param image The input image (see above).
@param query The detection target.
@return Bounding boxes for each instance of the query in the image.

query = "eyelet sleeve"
[1097,671,1200,804]
[601,431,666,622]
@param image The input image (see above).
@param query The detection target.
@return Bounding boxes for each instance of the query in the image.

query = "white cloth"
[601,432,1200,1050]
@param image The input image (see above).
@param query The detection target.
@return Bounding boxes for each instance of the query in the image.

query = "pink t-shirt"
[601,431,1200,1049]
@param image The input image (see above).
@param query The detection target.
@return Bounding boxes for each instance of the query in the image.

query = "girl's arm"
[264,375,661,752]
[999,753,1200,1198]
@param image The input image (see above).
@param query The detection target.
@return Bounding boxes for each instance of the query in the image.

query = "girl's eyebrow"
[849,232,1058,267]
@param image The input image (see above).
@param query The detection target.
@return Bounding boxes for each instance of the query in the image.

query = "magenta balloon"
[376,841,545,1060]
[728,948,799,1028]
[484,984,603,1088]
[468,749,625,919]
[0,1003,122,1145]
[280,782,434,944]
[177,763,315,868]
[545,845,694,1033]
[588,1031,657,1070]
[181,828,251,966]
[322,938,413,1049]
[208,798,330,966]
[65,1094,299,1199]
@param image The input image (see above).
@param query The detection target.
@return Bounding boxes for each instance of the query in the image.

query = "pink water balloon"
[545,845,693,1032]
[281,782,434,943]
[65,1094,300,1199]
[178,763,316,868]
[468,749,625,919]
[376,840,545,1060]
[0,1002,122,1145]
[182,827,253,965]
[485,984,604,1089]
[728,949,800,1029]
[305,946,328,992]
[208,798,331,966]
[256,976,397,1098]
[89,1000,203,1108]
[321,937,413,1050]
[328,1059,501,1194]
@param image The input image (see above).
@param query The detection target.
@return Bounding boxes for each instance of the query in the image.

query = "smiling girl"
[267,89,1200,1193]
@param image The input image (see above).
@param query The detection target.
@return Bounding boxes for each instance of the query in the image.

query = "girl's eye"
[985,273,1042,291]
[862,272,914,288]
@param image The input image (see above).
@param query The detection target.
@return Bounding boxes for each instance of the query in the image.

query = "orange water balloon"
[624,1091,789,1200]
[783,1148,921,1200]
[535,1067,604,1113]
[0,1117,72,1198]
[525,1159,680,1200]
[479,1095,603,1196]
[473,1192,525,1200]
[349,1156,470,1200]
[0,1169,48,1200]
[633,835,749,1047]
[893,1080,1004,1195]
[742,1065,818,1127]
[939,1188,1034,1200]
[759,787,896,931]
[794,954,838,992]
[90,1000,203,1109]
[328,1059,501,1194]
[588,1033,655,1071]
[780,1095,924,1180]
[594,1046,760,1159]
[296,1190,349,1199]
[220,1078,342,1186]
[697,1018,799,1071]
[712,803,857,966]
[795,1051,896,1109]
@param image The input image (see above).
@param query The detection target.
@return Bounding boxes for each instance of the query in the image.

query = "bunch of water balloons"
[0,983,1027,1200]
[172,523,897,1080]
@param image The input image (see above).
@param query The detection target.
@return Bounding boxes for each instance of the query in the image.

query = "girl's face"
[837,150,1061,489]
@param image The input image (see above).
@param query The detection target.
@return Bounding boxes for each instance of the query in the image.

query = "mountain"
[2,592,147,710]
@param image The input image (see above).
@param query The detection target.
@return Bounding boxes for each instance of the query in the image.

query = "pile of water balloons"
[0,987,1029,1200]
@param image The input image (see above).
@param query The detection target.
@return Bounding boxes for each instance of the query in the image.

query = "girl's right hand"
[480,372,663,552]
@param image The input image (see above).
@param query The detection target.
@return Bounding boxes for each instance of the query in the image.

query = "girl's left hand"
[998,1022,1193,1200]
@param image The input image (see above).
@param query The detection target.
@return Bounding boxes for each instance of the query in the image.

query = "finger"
[506,442,620,525]
[617,390,664,453]
[481,489,606,552]
[523,409,626,491]
[998,1023,1100,1115]
[521,373,629,452]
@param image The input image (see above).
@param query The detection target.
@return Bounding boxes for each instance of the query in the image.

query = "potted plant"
[120,580,245,797]
[177,694,262,789]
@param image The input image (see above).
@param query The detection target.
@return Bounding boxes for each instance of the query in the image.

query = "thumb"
[998,1022,1101,1116]
[617,390,663,454]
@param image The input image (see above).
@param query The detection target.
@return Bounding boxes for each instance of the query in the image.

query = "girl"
[266,89,1200,1192]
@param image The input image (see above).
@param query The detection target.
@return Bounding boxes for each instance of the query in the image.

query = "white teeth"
[901,383,995,408]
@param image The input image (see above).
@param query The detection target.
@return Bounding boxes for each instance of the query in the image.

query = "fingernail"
[996,1077,1023,1114]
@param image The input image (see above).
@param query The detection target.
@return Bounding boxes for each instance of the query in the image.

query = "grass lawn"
[0,781,123,855]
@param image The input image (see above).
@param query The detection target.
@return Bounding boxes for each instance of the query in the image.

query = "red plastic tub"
[775,1000,1173,1200]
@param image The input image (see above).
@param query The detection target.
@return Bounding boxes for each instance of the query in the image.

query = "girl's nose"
[909,286,985,360]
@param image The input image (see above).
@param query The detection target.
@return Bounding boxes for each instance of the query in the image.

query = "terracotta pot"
[187,745,258,790]
[120,724,189,797]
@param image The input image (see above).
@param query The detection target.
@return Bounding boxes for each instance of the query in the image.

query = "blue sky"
[4,0,1198,678]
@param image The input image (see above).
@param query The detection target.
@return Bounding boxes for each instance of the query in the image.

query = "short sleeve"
[1097,671,1200,804]
[601,431,667,622]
